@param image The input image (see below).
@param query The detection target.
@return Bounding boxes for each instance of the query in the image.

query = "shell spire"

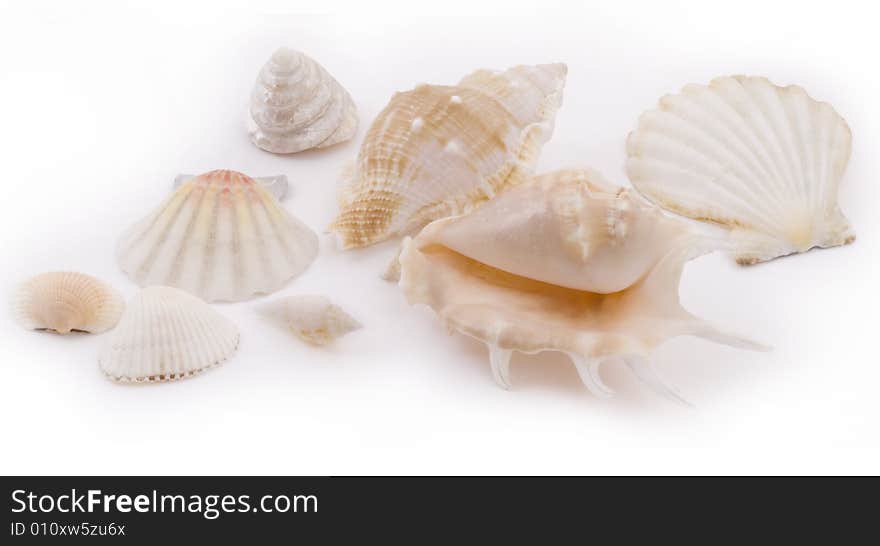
[330,62,567,249]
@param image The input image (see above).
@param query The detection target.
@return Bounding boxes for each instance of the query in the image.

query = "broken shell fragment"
[258,295,361,345]
[13,272,124,335]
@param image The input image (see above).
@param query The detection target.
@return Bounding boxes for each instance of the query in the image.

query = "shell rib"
[626,75,854,265]
[13,272,124,334]
[248,47,358,154]
[99,286,239,383]
[330,62,567,249]
[117,170,318,303]
[398,169,765,399]
[258,295,361,345]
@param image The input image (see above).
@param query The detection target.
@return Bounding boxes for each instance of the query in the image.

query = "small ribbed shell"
[117,170,318,303]
[398,169,765,399]
[626,75,854,265]
[13,272,124,334]
[248,47,358,153]
[258,295,361,345]
[99,286,239,383]
[330,62,567,249]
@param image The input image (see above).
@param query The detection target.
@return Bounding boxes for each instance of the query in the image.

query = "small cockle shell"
[117,170,318,303]
[398,169,765,400]
[13,272,124,334]
[330,63,567,249]
[99,286,239,383]
[258,295,361,345]
[248,47,358,154]
[626,75,854,265]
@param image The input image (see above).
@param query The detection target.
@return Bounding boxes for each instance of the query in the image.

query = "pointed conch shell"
[248,47,358,154]
[330,62,567,249]
[13,272,124,334]
[117,170,318,303]
[626,75,854,265]
[99,286,239,383]
[258,295,361,345]
[398,169,766,399]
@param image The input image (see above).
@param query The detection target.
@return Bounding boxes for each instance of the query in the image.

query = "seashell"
[13,272,124,334]
[117,169,318,303]
[248,47,358,154]
[330,62,568,249]
[174,173,288,200]
[398,169,765,399]
[99,286,239,383]
[626,75,854,265]
[258,295,361,345]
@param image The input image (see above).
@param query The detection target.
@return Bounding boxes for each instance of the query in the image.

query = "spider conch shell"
[330,62,567,249]
[99,286,239,383]
[626,75,854,265]
[117,170,318,303]
[13,272,124,334]
[398,169,765,399]
[248,47,358,154]
[258,295,361,345]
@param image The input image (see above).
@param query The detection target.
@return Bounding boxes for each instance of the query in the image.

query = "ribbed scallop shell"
[330,62,567,249]
[626,75,854,265]
[99,286,239,383]
[258,295,361,345]
[248,47,358,154]
[117,170,318,303]
[398,169,764,399]
[13,272,124,334]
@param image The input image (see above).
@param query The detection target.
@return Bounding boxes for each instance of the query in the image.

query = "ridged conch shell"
[258,295,361,345]
[330,62,567,249]
[13,272,124,334]
[99,286,239,383]
[626,75,854,265]
[398,169,765,399]
[248,47,358,154]
[117,170,319,302]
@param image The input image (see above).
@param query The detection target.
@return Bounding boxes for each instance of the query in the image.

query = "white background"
[1,0,877,475]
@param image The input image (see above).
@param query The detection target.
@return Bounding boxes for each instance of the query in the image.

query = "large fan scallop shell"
[13,272,124,334]
[117,170,318,303]
[258,295,362,345]
[248,47,358,154]
[330,62,567,249]
[626,75,854,265]
[99,286,239,383]
[398,169,764,399]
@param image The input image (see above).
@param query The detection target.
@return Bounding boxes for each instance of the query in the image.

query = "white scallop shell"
[13,272,124,334]
[117,170,318,303]
[398,169,765,399]
[248,47,358,154]
[626,75,854,265]
[330,62,567,249]
[99,286,239,383]
[258,295,361,345]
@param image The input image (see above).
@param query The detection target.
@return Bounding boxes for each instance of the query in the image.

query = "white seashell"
[248,47,358,154]
[330,62,567,249]
[626,75,854,265]
[258,295,361,346]
[117,169,318,303]
[398,169,766,399]
[99,286,239,383]
[174,173,288,200]
[13,272,124,334]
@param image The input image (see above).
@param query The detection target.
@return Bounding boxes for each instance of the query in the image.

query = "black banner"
[1,476,872,541]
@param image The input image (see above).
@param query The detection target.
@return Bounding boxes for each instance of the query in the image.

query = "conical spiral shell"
[13,272,124,334]
[398,169,764,398]
[117,170,319,303]
[248,47,358,154]
[99,286,239,383]
[330,63,567,249]
[626,75,854,264]
[258,295,361,345]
